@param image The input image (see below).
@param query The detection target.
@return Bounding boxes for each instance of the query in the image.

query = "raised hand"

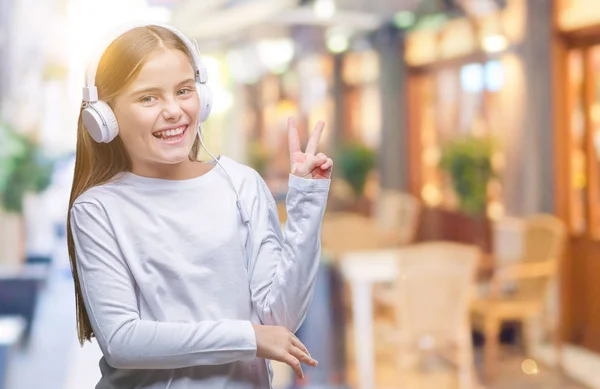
[288,117,333,180]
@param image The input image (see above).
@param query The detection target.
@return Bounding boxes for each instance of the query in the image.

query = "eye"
[177,88,194,96]
[140,95,157,103]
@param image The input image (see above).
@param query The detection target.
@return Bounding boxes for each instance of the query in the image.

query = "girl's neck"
[130,159,215,180]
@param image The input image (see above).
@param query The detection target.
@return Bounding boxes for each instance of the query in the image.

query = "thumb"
[313,153,327,166]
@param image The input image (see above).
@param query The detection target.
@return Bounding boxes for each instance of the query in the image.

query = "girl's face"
[112,48,200,176]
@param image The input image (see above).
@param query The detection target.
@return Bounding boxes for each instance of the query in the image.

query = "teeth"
[155,125,185,138]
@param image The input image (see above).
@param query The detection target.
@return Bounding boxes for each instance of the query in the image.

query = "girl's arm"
[247,173,330,333]
[71,202,257,370]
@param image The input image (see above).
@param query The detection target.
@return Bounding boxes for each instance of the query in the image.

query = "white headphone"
[81,23,213,143]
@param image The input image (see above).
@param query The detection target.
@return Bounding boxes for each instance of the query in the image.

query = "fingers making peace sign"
[288,117,333,180]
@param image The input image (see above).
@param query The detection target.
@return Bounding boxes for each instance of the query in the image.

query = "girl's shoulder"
[217,155,261,182]
[217,155,273,203]
[71,172,133,209]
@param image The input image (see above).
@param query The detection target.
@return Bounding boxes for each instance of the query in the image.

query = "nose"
[161,98,184,121]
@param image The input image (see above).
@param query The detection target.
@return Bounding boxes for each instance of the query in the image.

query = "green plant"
[0,124,54,213]
[337,143,376,197]
[439,135,495,216]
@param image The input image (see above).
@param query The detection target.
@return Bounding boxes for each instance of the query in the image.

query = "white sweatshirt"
[70,155,331,389]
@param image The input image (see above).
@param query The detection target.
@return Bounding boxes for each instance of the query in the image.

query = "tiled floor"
[5,267,78,389]
[359,348,587,389]
[4,264,592,389]
[341,328,590,389]
[480,350,586,389]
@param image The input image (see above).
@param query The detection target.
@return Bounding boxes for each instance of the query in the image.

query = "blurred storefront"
[403,0,530,251]
[554,0,600,356]
[402,0,600,364]
[402,0,563,256]
[401,0,594,371]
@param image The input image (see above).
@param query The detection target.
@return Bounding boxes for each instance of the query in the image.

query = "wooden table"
[337,247,494,389]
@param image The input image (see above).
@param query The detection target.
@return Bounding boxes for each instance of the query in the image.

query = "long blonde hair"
[67,25,201,345]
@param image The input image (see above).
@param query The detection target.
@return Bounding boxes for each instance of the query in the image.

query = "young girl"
[67,23,333,389]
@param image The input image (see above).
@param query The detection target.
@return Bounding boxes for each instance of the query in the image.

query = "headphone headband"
[83,22,207,102]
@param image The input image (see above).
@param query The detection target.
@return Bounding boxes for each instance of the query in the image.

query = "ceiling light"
[326,33,349,54]
[482,34,508,53]
[257,39,295,74]
[313,0,336,21]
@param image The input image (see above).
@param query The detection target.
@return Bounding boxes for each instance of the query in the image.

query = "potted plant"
[439,134,495,217]
[336,142,376,214]
[0,124,54,268]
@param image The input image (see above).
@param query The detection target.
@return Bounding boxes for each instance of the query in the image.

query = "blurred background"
[1,0,599,388]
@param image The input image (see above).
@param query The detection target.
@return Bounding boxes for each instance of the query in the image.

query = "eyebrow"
[129,78,196,97]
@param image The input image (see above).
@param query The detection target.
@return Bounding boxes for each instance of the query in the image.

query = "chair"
[0,264,48,345]
[322,191,421,261]
[0,316,26,389]
[371,191,422,312]
[326,179,356,213]
[321,212,387,260]
[377,242,480,389]
[471,214,566,381]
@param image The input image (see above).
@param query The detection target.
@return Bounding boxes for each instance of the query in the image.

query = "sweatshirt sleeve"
[247,173,330,332]
[70,201,257,370]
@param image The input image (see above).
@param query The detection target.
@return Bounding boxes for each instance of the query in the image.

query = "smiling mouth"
[152,125,188,143]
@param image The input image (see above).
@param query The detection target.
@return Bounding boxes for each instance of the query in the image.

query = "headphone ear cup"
[197,83,213,123]
[82,101,119,143]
